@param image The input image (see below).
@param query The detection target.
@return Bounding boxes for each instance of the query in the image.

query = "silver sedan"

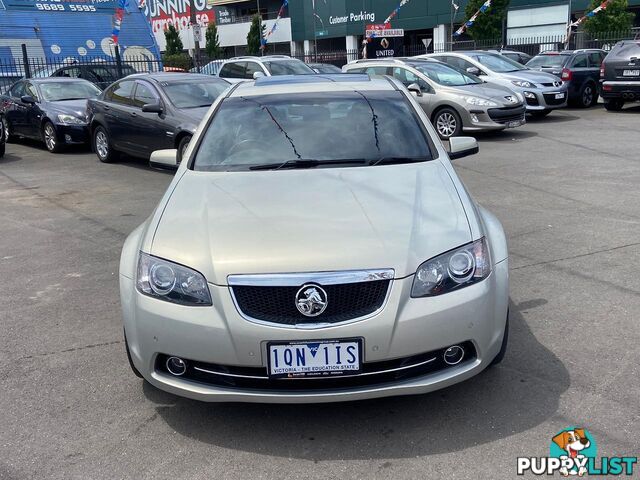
[120,74,509,403]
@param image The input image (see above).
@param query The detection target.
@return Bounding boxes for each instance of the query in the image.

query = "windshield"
[263,60,315,75]
[412,62,482,86]
[163,80,229,108]
[39,81,101,101]
[474,53,527,72]
[526,55,568,68]
[193,91,433,171]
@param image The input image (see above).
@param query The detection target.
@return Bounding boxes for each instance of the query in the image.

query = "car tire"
[528,109,551,118]
[125,332,143,379]
[0,140,5,158]
[93,125,119,163]
[433,107,462,140]
[490,311,509,366]
[177,134,192,164]
[578,83,598,108]
[604,98,624,111]
[4,119,17,143]
[42,121,63,153]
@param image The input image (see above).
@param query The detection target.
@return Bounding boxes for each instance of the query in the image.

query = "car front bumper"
[120,259,509,403]
[54,124,89,145]
[509,85,568,111]
[462,105,526,132]
[600,81,640,100]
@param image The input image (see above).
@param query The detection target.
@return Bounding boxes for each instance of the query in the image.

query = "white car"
[120,74,509,403]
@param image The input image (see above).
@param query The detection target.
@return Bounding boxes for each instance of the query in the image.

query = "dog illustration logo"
[550,428,597,476]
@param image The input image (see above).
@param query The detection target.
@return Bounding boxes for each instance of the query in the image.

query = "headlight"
[136,253,212,306]
[464,96,498,107]
[411,238,491,297]
[57,114,87,125]
[512,80,535,88]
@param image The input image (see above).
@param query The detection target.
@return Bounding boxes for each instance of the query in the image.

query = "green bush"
[164,25,184,56]
[161,53,192,70]
[583,0,634,35]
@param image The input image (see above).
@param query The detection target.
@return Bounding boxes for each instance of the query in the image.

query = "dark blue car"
[0,78,101,153]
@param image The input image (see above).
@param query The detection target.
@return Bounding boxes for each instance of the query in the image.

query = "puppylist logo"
[517,427,637,476]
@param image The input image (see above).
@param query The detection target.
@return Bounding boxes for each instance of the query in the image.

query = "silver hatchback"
[343,58,525,140]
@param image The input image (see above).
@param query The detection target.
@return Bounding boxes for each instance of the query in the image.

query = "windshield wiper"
[369,157,426,166]
[249,159,367,171]
[56,97,86,101]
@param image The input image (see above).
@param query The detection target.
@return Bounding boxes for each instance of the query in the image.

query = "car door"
[568,53,589,94]
[587,51,604,84]
[22,82,44,139]
[244,61,265,79]
[102,80,137,152]
[5,81,28,135]
[391,66,434,113]
[130,81,169,157]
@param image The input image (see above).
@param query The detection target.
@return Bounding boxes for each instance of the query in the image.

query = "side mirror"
[253,71,265,79]
[21,95,36,104]
[448,136,479,160]
[150,149,178,168]
[407,83,423,97]
[142,103,163,114]
[466,66,482,76]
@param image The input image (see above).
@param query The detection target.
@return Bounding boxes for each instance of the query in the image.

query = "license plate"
[555,93,565,99]
[506,120,524,128]
[623,69,640,76]
[268,339,362,378]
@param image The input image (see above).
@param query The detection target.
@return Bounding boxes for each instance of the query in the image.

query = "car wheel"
[528,109,551,118]
[4,119,16,143]
[42,121,63,153]
[0,139,4,158]
[124,332,143,378]
[177,134,192,164]
[579,83,597,108]
[604,98,624,111]
[490,311,509,366]
[93,125,119,163]
[434,108,462,140]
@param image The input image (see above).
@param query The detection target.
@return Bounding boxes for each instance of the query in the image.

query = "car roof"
[228,74,396,97]
[225,55,297,63]
[535,49,604,55]
[125,73,224,82]
[26,77,96,84]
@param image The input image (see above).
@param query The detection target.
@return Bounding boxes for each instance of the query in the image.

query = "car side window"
[244,62,263,79]
[571,54,588,68]
[89,66,116,84]
[9,82,25,98]
[110,80,135,105]
[587,52,603,67]
[133,82,158,108]
[448,56,481,74]
[347,67,366,73]
[219,62,246,78]
[392,67,420,86]
[56,67,82,79]
[364,66,391,75]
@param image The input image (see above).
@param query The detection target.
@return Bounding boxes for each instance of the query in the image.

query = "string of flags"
[569,0,612,27]
[368,0,413,40]
[261,0,288,49]
[453,0,492,37]
[111,0,128,45]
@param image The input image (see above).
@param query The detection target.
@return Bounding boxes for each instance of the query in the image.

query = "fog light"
[443,345,465,365]
[64,134,72,143]
[470,113,479,123]
[166,356,187,376]
[523,91,536,99]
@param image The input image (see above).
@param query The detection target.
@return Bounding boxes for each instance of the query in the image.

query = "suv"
[526,49,606,108]
[344,58,526,139]
[600,40,640,111]
[217,55,315,81]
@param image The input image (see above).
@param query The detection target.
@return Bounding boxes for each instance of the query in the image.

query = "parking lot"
[1,104,639,479]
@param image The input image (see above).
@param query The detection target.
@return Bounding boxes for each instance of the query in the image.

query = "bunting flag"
[111,0,127,45]
[453,0,492,37]
[565,0,612,44]
[261,0,288,48]
[382,0,412,25]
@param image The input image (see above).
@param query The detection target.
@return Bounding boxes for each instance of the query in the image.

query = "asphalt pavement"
[1,104,639,479]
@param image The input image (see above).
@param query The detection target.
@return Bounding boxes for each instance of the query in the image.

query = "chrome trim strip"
[192,356,438,380]
[227,269,395,287]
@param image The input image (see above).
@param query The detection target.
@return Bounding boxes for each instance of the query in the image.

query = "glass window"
[412,62,481,86]
[570,54,588,68]
[474,53,526,72]
[346,67,366,73]
[39,81,101,101]
[163,80,229,108]
[25,83,39,100]
[55,67,82,79]
[193,91,433,171]
[587,52,603,67]
[9,82,25,98]
[263,60,314,75]
[392,67,420,85]
[133,82,158,107]
[219,62,246,78]
[364,66,390,75]
[445,56,481,73]
[526,55,568,68]
[109,80,135,105]
[244,62,263,79]
[89,66,117,84]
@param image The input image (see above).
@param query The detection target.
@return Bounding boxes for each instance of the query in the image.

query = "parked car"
[308,63,343,74]
[0,78,101,152]
[600,40,640,111]
[32,63,137,90]
[218,55,315,81]
[489,49,532,65]
[344,58,526,139]
[526,49,605,107]
[88,73,230,163]
[120,74,509,403]
[420,51,568,117]
[0,113,5,157]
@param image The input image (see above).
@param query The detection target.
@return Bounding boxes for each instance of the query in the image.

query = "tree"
[583,0,634,34]
[246,14,265,55]
[205,23,223,58]
[462,0,510,40]
[164,24,183,55]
